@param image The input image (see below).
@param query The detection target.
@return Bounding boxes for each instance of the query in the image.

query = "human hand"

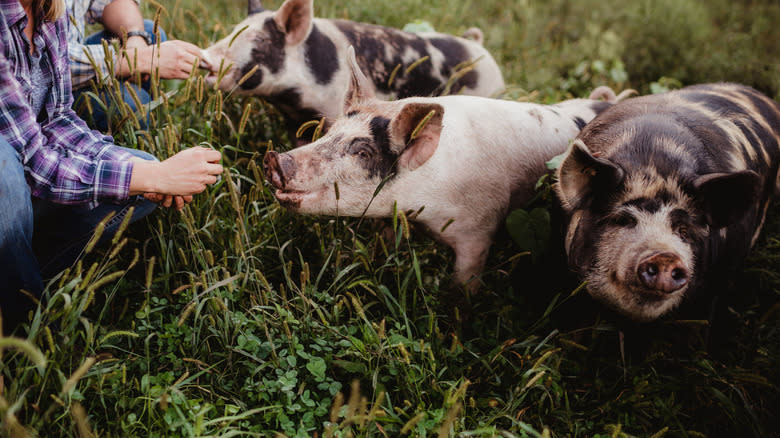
[120,40,204,80]
[153,40,205,79]
[129,147,223,196]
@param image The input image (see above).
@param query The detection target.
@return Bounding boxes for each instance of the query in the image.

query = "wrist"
[129,159,162,195]
[118,44,152,76]
[125,35,149,49]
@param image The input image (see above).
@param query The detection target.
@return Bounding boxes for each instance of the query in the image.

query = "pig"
[203,0,504,144]
[555,83,780,322]
[262,47,619,291]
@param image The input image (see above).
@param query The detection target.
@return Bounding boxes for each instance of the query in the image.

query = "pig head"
[203,0,504,144]
[556,83,780,322]
[264,48,613,292]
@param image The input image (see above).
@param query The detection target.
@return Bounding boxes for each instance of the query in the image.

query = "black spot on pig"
[428,37,478,93]
[364,116,398,178]
[239,60,263,90]
[397,60,440,98]
[335,21,403,94]
[623,197,662,214]
[573,116,587,130]
[304,24,339,85]
[239,18,287,90]
[265,87,321,141]
[334,21,466,98]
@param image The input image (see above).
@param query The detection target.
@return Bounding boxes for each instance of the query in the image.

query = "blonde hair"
[37,0,65,22]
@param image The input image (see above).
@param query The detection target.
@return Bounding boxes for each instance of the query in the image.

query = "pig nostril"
[645,264,658,277]
[671,268,687,281]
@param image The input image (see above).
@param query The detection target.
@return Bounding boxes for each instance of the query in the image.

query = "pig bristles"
[409,110,437,142]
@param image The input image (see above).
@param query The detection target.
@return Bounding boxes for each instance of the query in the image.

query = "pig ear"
[389,103,444,171]
[343,46,375,112]
[247,0,264,15]
[693,170,761,228]
[274,0,313,46]
[556,139,624,210]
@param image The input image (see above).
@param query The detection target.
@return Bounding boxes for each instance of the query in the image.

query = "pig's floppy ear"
[389,103,444,171]
[556,139,624,210]
[247,0,264,15]
[693,170,761,228]
[343,46,375,113]
[274,0,313,46]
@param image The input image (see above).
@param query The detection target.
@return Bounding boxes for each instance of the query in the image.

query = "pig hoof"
[637,252,689,293]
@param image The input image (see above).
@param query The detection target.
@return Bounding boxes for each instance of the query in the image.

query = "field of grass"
[1,0,779,436]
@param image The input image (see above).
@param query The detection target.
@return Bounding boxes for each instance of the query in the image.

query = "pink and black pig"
[203,0,504,144]
[263,47,620,292]
[555,83,780,322]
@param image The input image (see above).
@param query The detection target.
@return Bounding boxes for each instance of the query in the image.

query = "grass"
[1,0,779,436]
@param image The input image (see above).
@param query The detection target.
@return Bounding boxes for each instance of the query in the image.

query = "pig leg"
[451,235,492,293]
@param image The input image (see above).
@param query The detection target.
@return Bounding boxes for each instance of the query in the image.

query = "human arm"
[0,14,138,207]
[67,0,205,81]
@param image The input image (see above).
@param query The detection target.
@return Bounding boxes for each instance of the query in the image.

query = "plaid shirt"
[65,0,141,89]
[0,2,134,207]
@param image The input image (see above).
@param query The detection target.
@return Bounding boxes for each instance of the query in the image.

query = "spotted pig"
[555,83,780,322]
[203,0,504,144]
[263,48,617,291]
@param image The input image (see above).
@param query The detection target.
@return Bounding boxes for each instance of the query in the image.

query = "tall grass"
[1,0,779,436]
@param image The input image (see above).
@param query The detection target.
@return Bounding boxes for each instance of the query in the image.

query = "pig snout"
[636,252,689,293]
[263,150,296,189]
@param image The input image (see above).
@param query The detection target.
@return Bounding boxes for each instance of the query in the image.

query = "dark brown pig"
[555,83,780,321]
[263,48,619,292]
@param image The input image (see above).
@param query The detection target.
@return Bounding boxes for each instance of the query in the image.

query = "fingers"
[206,162,224,175]
[144,192,163,203]
[145,193,194,210]
[159,40,207,79]
[195,146,223,163]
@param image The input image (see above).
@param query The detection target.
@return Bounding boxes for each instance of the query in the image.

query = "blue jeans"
[73,20,167,131]
[0,136,157,332]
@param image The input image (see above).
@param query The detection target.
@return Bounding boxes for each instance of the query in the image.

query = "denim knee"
[0,137,42,329]
[0,140,34,248]
[143,20,167,43]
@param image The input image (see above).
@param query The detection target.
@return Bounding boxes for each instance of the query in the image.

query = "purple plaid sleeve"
[0,3,135,207]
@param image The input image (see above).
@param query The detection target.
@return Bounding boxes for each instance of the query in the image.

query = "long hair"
[37,0,65,22]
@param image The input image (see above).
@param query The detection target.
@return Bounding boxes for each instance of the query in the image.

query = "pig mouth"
[273,188,305,210]
[273,186,328,210]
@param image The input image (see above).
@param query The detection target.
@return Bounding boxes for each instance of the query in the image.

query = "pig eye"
[349,139,374,160]
[676,225,689,241]
[602,211,637,228]
[670,209,691,241]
